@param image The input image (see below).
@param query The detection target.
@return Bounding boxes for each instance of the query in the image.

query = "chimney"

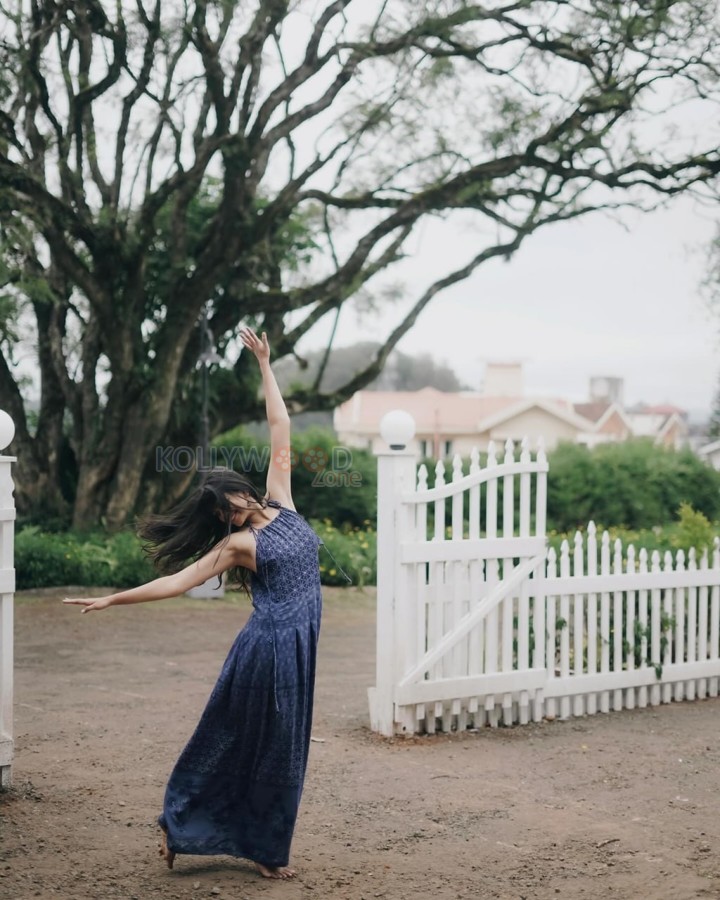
[482,362,524,397]
[589,376,624,405]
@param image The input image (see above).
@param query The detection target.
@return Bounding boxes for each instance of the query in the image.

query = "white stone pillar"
[0,410,16,789]
[368,411,416,737]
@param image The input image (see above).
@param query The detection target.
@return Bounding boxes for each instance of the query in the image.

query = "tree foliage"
[1,0,719,527]
[546,440,720,532]
[707,378,720,441]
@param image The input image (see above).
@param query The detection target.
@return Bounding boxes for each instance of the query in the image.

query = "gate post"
[368,411,416,736]
[0,410,15,790]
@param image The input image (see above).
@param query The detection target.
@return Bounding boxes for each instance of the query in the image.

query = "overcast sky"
[276,4,719,423]
[298,191,717,421]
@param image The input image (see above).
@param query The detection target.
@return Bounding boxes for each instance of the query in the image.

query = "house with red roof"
[625,404,688,448]
[333,365,688,459]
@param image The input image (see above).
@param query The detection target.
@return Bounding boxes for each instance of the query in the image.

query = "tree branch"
[112,0,162,207]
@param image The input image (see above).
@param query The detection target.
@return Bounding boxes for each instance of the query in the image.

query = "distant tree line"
[274,341,467,392]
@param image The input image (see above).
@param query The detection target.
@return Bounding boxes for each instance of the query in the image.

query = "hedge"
[15,527,156,590]
[546,440,720,532]
[15,520,376,591]
[11,507,714,592]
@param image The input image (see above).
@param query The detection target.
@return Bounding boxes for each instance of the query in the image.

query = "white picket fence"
[368,435,720,736]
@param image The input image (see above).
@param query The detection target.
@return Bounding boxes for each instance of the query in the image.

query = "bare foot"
[254,862,296,879]
[159,828,175,870]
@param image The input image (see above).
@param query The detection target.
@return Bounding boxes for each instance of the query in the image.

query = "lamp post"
[198,304,222,471]
[188,306,224,599]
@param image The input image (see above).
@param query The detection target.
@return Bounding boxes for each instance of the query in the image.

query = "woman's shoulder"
[224,529,254,551]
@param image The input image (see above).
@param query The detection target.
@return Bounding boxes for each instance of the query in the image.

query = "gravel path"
[1,586,719,900]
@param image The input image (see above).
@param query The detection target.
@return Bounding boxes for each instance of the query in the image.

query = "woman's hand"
[240,326,270,364]
[63,596,114,614]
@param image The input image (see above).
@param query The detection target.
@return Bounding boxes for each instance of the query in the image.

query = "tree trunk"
[105,425,159,530]
[71,459,113,531]
[13,455,69,525]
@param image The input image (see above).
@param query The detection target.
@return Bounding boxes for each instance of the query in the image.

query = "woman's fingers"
[239,325,270,358]
[63,598,100,613]
[240,328,260,352]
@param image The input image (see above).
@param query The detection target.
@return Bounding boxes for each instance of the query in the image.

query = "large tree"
[0,0,718,528]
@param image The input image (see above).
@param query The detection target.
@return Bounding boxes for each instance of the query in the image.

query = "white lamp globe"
[379,410,416,450]
[0,410,14,452]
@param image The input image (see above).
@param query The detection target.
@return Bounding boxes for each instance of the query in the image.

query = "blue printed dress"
[158,501,322,868]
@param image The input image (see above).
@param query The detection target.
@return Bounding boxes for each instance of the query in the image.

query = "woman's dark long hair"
[137,468,268,591]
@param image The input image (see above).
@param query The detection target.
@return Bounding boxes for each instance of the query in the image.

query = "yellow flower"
[319,565,325,572]
[360,542,369,549]
[329,569,336,576]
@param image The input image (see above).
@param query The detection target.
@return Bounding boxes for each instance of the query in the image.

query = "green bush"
[102,531,157,587]
[16,528,87,589]
[15,528,155,590]
[546,440,720,532]
[15,520,377,590]
[547,504,720,563]
[670,503,716,556]
[311,518,377,587]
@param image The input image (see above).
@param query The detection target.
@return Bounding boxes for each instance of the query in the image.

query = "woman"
[64,326,321,880]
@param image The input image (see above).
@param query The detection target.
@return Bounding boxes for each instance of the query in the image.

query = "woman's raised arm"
[240,326,294,509]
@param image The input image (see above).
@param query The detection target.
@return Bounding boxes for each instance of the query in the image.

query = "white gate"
[0,413,15,787]
[368,429,720,736]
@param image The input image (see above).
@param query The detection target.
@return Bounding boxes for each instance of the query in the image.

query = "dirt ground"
[1,587,720,900]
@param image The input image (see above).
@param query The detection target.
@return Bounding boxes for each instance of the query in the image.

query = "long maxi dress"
[158,500,323,868]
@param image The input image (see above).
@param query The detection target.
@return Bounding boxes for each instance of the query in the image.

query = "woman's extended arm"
[240,326,294,508]
[63,532,251,613]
